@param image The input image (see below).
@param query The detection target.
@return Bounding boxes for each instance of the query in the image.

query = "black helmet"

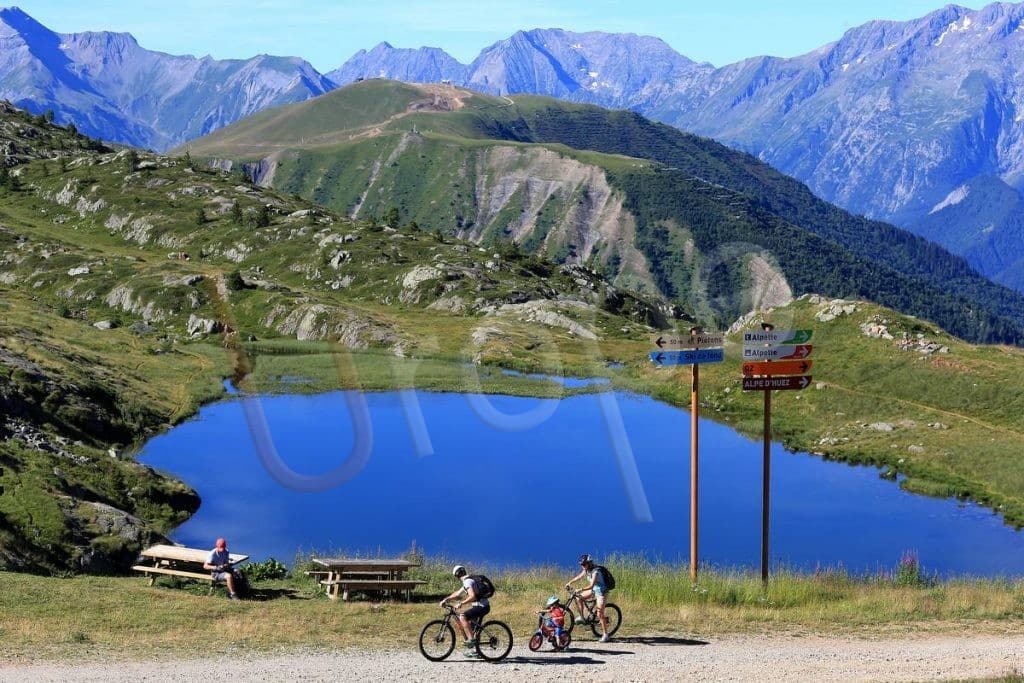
[578,553,593,566]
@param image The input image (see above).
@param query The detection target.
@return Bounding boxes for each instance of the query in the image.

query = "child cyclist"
[542,595,567,643]
[530,595,570,651]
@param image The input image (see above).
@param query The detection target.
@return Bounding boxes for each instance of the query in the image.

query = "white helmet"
[452,564,466,577]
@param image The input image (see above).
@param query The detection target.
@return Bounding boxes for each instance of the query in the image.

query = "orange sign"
[742,360,813,376]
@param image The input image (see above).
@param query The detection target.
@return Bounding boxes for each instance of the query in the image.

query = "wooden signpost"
[649,327,724,584]
[742,324,815,584]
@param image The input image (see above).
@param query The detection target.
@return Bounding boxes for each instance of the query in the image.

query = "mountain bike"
[562,588,622,637]
[418,604,513,662]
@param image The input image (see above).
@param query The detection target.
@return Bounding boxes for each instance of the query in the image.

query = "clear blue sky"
[8,1,988,70]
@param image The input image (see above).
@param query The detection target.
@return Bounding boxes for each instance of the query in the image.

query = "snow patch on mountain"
[934,15,974,46]
[930,185,971,215]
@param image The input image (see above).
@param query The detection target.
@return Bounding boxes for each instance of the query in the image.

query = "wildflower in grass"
[894,550,933,588]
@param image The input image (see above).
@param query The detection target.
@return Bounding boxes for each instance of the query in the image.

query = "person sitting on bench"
[203,538,240,600]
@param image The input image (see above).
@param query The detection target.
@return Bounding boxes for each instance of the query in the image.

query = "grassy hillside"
[183,80,1024,345]
[0,103,662,572]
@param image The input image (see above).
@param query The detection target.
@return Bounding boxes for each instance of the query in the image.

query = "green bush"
[243,557,288,581]
[226,270,246,291]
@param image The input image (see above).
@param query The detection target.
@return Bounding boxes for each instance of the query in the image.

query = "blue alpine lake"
[140,387,1024,576]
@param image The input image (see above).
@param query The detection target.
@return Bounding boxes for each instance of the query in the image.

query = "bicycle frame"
[566,589,599,620]
[442,604,482,636]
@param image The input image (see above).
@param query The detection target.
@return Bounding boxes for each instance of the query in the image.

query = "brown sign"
[742,375,812,391]
[742,360,813,376]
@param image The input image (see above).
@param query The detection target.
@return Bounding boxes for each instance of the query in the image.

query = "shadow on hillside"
[566,647,634,656]
[614,635,709,646]
[244,587,307,601]
[479,655,606,666]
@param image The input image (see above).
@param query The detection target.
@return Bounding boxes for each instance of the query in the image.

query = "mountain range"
[0,7,333,150]
[323,5,1024,290]
[2,3,1023,289]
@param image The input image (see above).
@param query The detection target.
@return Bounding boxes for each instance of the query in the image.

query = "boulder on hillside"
[187,314,222,337]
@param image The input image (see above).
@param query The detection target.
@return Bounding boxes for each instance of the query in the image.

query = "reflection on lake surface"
[141,389,1024,575]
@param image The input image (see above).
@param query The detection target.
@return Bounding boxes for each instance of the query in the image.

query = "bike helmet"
[545,595,560,608]
[452,564,467,577]
[578,553,593,566]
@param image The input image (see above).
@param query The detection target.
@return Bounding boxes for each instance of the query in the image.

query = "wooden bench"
[133,544,248,594]
[318,578,427,601]
[312,557,423,602]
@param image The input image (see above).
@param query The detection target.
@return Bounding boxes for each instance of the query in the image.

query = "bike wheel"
[475,620,513,661]
[418,620,456,661]
[562,606,576,634]
[528,633,543,652]
[590,602,622,637]
[554,632,571,651]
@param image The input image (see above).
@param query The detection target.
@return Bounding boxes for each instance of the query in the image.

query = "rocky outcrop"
[399,265,442,304]
[104,285,169,322]
[263,303,398,348]
[746,255,792,311]
[483,299,598,339]
[186,314,222,337]
[816,299,858,322]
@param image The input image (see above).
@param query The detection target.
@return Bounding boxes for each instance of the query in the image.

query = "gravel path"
[3,634,1022,682]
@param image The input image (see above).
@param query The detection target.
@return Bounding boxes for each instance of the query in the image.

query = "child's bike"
[528,611,571,651]
[418,604,513,662]
[563,588,623,637]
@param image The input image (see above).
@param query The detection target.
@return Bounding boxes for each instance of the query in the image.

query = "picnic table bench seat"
[132,544,248,593]
[318,578,427,601]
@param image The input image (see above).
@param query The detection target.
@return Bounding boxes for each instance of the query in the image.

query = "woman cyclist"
[565,553,611,642]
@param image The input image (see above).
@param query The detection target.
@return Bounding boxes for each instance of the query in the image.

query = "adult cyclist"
[565,553,611,642]
[441,565,489,654]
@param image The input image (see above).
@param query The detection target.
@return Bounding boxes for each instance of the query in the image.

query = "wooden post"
[759,323,774,586]
[690,361,699,584]
[761,383,771,585]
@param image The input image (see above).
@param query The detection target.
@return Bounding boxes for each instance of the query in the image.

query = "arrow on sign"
[742,329,813,346]
[742,344,813,361]
[742,375,812,391]
[652,333,724,349]
[742,360,813,376]
[650,348,725,366]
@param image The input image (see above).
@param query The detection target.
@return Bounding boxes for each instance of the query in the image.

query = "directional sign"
[742,329,813,346]
[741,344,813,361]
[742,375,812,391]
[742,360,813,376]
[652,333,725,349]
[650,348,725,366]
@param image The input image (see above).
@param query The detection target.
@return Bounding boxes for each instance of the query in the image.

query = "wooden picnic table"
[311,557,424,601]
[132,544,249,593]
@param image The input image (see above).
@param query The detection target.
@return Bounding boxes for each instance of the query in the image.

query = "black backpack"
[469,574,495,599]
[596,565,616,591]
